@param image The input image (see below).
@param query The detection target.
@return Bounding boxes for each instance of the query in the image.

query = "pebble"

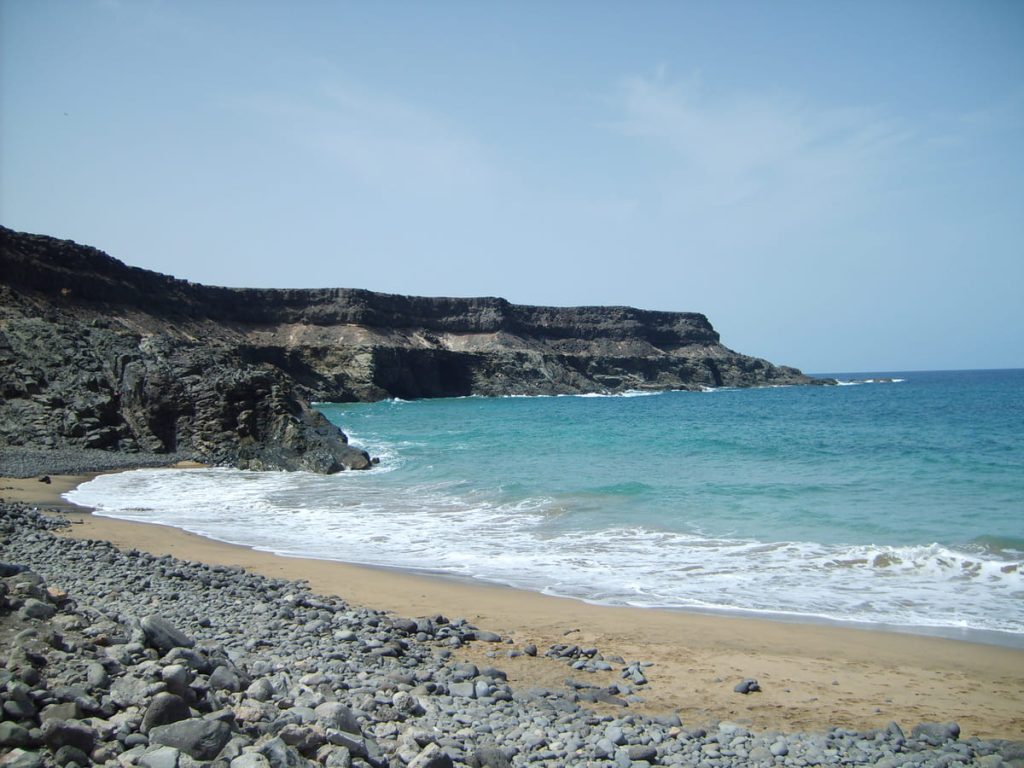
[1,501,1021,768]
[733,678,761,694]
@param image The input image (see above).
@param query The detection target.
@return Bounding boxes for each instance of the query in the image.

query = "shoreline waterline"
[3,468,1024,737]
[64,458,1024,644]
[70,478,1024,652]
[84,501,1024,651]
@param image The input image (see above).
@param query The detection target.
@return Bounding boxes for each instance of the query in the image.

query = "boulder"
[407,743,453,768]
[0,722,35,748]
[911,722,960,746]
[141,693,192,734]
[19,598,57,620]
[313,702,360,735]
[733,678,761,694]
[467,748,514,768]
[141,615,194,654]
[627,744,659,763]
[39,720,96,754]
[138,746,181,768]
[148,718,231,760]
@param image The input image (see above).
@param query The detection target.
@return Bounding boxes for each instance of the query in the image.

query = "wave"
[971,534,1024,559]
[335,428,405,472]
[500,390,665,399]
[571,390,663,399]
[65,468,1024,640]
[835,378,907,386]
[589,481,656,496]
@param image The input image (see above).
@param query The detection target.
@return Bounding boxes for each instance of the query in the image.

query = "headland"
[1,226,827,475]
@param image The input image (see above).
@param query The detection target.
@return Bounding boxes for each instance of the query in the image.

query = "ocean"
[66,369,1024,647]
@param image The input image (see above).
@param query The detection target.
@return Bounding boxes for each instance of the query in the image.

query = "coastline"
[3,472,1023,739]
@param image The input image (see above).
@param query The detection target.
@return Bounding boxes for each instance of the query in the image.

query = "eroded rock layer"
[1,227,822,471]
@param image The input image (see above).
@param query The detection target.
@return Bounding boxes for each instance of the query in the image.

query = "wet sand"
[3,472,1022,738]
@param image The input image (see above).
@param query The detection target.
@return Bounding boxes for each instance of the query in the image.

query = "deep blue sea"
[67,370,1024,646]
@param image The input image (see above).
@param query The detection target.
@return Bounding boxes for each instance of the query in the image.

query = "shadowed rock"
[1,226,828,473]
[141,615,194,654]
[141,693,192,734]
[148,718,231,761]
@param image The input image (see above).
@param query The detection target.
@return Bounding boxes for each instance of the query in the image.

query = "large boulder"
[148,718,231,761]
[141,615,194,654]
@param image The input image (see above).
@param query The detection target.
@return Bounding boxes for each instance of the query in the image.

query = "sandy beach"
[3,472,1022,740]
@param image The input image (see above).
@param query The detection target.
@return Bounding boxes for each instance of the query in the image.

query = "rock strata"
[2,501,1022,768]
[2,227,827,472]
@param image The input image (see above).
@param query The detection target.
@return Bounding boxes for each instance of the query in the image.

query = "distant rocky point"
[0,227,828,473]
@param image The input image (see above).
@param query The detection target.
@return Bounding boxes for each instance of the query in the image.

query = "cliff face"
[0,227,823,471]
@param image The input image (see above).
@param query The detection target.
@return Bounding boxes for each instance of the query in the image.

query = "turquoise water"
[68,370,1024,645]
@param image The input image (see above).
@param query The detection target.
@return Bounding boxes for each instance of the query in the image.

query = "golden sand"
[2,472,1022,738]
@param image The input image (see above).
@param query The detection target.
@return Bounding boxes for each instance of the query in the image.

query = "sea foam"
[64,370,1024,645]
[68,465,1024,641]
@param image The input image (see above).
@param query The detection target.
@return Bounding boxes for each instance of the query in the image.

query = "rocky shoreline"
[2,227,828,474]
[0,449,196,481]
[2,502,1021,768]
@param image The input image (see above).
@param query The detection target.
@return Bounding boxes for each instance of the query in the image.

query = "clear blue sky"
[2,1,1022,373]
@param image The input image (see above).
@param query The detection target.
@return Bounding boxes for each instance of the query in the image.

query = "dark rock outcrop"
[1,227,826,471]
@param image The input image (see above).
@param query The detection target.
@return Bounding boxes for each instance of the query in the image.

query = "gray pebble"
[2,502,1020,768]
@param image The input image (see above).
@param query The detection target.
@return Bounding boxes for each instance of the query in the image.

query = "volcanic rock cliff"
[1,227,824,472]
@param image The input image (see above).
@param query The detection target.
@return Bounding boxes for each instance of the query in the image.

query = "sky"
[2,1,1022,373]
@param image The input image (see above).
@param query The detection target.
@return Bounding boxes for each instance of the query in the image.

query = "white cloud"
[240,79,496,201]
[611,73,913,240]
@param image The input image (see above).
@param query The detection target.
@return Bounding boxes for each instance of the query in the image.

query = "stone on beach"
[1,501,1021,768]
[147,718,231,760]
[734,678,761,694]
[407,742,454,768]
[912,721,961,746]
[18,598,57,621]
[140,615,195,654]
[312,702,360,735]
[141,692,192,733]
[39,719,96,754]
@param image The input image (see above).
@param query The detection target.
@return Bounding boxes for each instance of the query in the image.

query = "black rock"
[39,702,82,723]
[313,702,361,735]
[148,718,231,760]
[19,598,57,620]
[39,720,96,754]
[989,740,1024,761]
[141,615,195,654]
[627,743,659,763]
[52,745,90,768]
[911,721,960,746]
[141,692,192,734]
[278,724,327,756]
[391,618,419,635]
[407,743,454,768]
[207,664,245,693]
[467,748,514,768]
[471,630,502,642]
[259,737,308,768]
[0,721,35,748]
[0,225,826,477]
[1,750,44,768]
[734,678,761,694]
[138,746,181,768]
[2,688,38,720]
